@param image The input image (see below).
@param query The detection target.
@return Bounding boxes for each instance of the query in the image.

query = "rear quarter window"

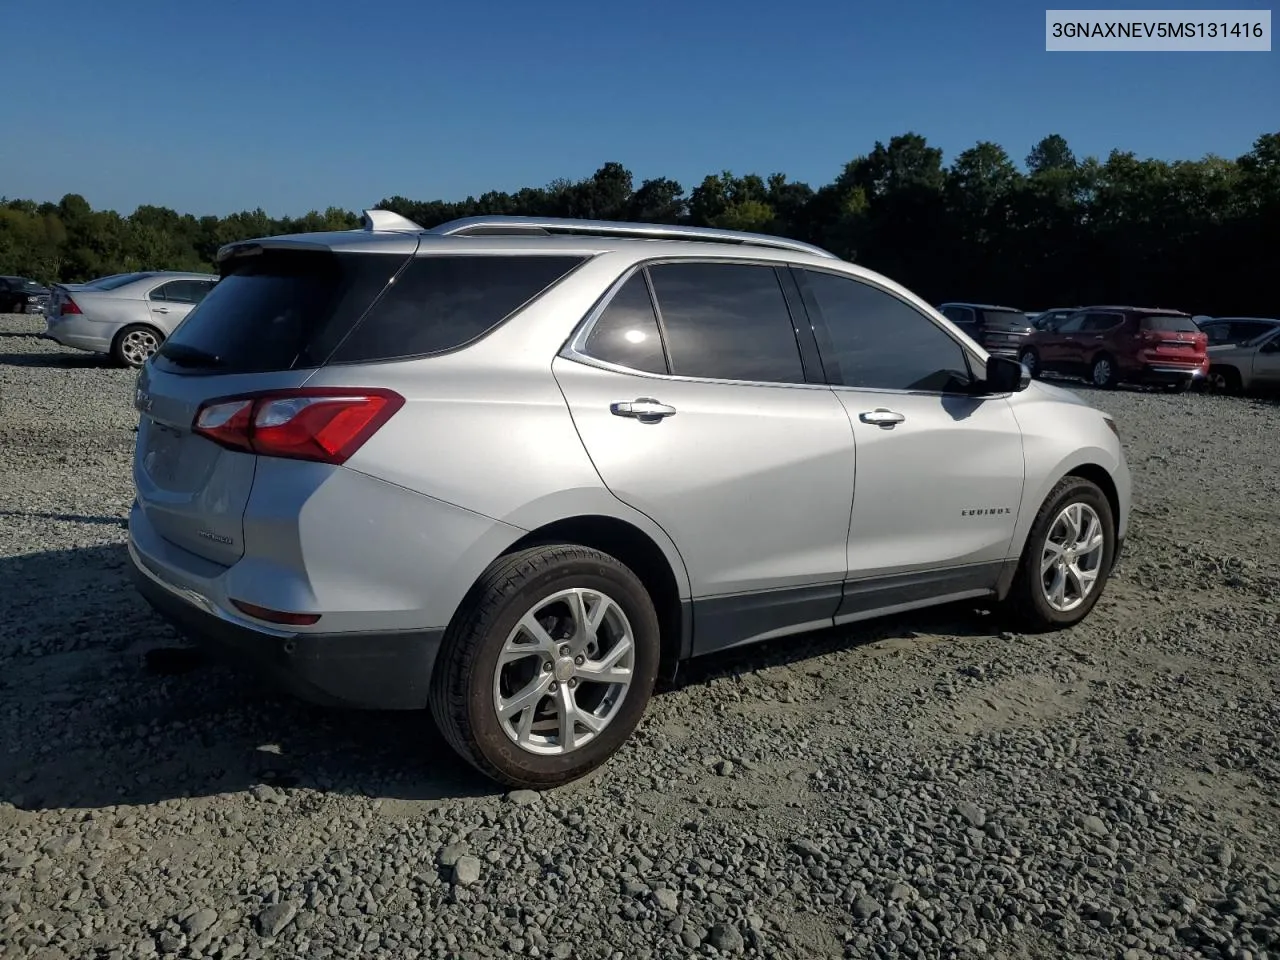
[330,254,587,364]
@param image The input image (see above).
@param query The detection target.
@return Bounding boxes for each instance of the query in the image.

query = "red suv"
[1019,307,1209,392]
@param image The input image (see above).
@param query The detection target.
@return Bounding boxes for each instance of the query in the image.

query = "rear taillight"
[61,297,82,315]
[193,388,404,464]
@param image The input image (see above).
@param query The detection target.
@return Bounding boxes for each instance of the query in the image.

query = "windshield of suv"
[1140,314,1199,333]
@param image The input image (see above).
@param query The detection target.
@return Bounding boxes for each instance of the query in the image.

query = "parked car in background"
[0,276,50,314]
[1030,307,1082,330]
[1019,306,1208,391]
[1204,322,1280,394]
[127,212,1130,789]
[938,302,1036,359]
[44,271,218,367]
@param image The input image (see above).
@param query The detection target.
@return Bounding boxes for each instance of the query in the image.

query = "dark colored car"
[1019,306,1209,392]
[0,276,50,314]
[938,302,1035,359]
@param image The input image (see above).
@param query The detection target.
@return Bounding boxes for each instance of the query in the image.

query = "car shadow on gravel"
[0,544,498,812]
[0,350,112,369]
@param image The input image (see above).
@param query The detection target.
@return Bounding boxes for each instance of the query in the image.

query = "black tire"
[1018,348,1040,379]
[1089,354,1118,390]
[111,324,164,368]
[1004,476,1116,633]
[1209,366,1242,395]
[430,544,661,789]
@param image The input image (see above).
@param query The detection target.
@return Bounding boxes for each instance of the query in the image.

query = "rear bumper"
[43,313,116,354]
[1133,361,1209,382]
[129,540,443,710]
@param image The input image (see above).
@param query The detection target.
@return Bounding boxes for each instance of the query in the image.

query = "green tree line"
[2,131,1276,315]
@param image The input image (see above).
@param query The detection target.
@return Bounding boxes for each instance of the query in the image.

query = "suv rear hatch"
[1138,314,1206,367]
[979,309,1035,356]
[133,247,413,566]
[132,241,591,568]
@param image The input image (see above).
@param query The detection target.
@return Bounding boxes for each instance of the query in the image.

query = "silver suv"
[128,212,1131,788]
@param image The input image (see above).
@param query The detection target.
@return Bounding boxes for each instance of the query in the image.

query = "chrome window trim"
[560,255,994,399]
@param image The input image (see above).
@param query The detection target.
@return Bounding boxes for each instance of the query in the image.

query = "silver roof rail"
[426,215,839,259]
[361,208,425,233]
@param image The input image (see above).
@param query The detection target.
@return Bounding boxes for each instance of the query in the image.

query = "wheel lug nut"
[569,678,577,689]
[558,644,571,657]
[549,681,558,692]
[574,655,584,665]
[543,661,552,672]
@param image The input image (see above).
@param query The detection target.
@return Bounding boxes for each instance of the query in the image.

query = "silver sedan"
[44,271,218,367]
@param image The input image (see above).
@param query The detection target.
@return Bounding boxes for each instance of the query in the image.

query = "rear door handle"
[611,398,676,423]
[859,408,905,428]
[153,307,169,314]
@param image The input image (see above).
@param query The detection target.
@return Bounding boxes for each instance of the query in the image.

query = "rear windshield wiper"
[158,343,225,368]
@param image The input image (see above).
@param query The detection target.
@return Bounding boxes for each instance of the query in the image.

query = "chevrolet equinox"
[128,212,1132,788]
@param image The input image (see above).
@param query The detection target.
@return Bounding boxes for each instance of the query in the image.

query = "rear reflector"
[230,599,321,626]
[193,388,404,464]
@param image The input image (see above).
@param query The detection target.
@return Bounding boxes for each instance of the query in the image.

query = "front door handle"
[611,398,676,423]
[153,307,170,314]
[859,408,905,428]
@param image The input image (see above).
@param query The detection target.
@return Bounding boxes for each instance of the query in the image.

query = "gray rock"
[453,856,482,886]
[956,803,986,828]
[506,790,541,806]
[257,901,298,937]
[653,888,679,913]
[182,907,218,936]
[715,760,735,776]
[1082,815,1109,837]
[708,922,744,953]
[853,896,882,920]
[438,843,468,868]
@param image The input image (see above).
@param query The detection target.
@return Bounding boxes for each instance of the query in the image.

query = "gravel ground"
[2,312,1278,960]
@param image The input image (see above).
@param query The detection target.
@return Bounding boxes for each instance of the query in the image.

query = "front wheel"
[112,324,163,368]
[430,544,661,788]
[1208,366,1241,395]
[1004,476,1116,632]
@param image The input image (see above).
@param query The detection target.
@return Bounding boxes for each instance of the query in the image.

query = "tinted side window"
[802,270,972,393]
[151,280,204,304]
[942,305,975,326]
[332,255,586,363]
[580,274,668,375]
[646,262,804,383]
[1081,312,1123,332]
[1055,313,1087,333]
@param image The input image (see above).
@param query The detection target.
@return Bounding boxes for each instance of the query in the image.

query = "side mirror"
[984,355,1030,394]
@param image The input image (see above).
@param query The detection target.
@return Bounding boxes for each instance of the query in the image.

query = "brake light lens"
[61,296,82,315]
[193,388,404,464]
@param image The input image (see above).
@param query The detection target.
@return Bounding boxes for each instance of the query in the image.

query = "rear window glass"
[90,272,155,290]
[1140,314,1198,333]
[329,255,587,363]
[154,250,406,375]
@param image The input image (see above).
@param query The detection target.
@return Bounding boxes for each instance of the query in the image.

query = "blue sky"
[3,0,1275,217]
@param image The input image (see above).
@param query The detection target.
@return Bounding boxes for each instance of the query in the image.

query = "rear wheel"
[1004,476,1115,632]
[430,544,661,788]
[1018,348,1040,379]
[112,324,163,368]
[1090,355,1118,389]
[1209,366,1242,395]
